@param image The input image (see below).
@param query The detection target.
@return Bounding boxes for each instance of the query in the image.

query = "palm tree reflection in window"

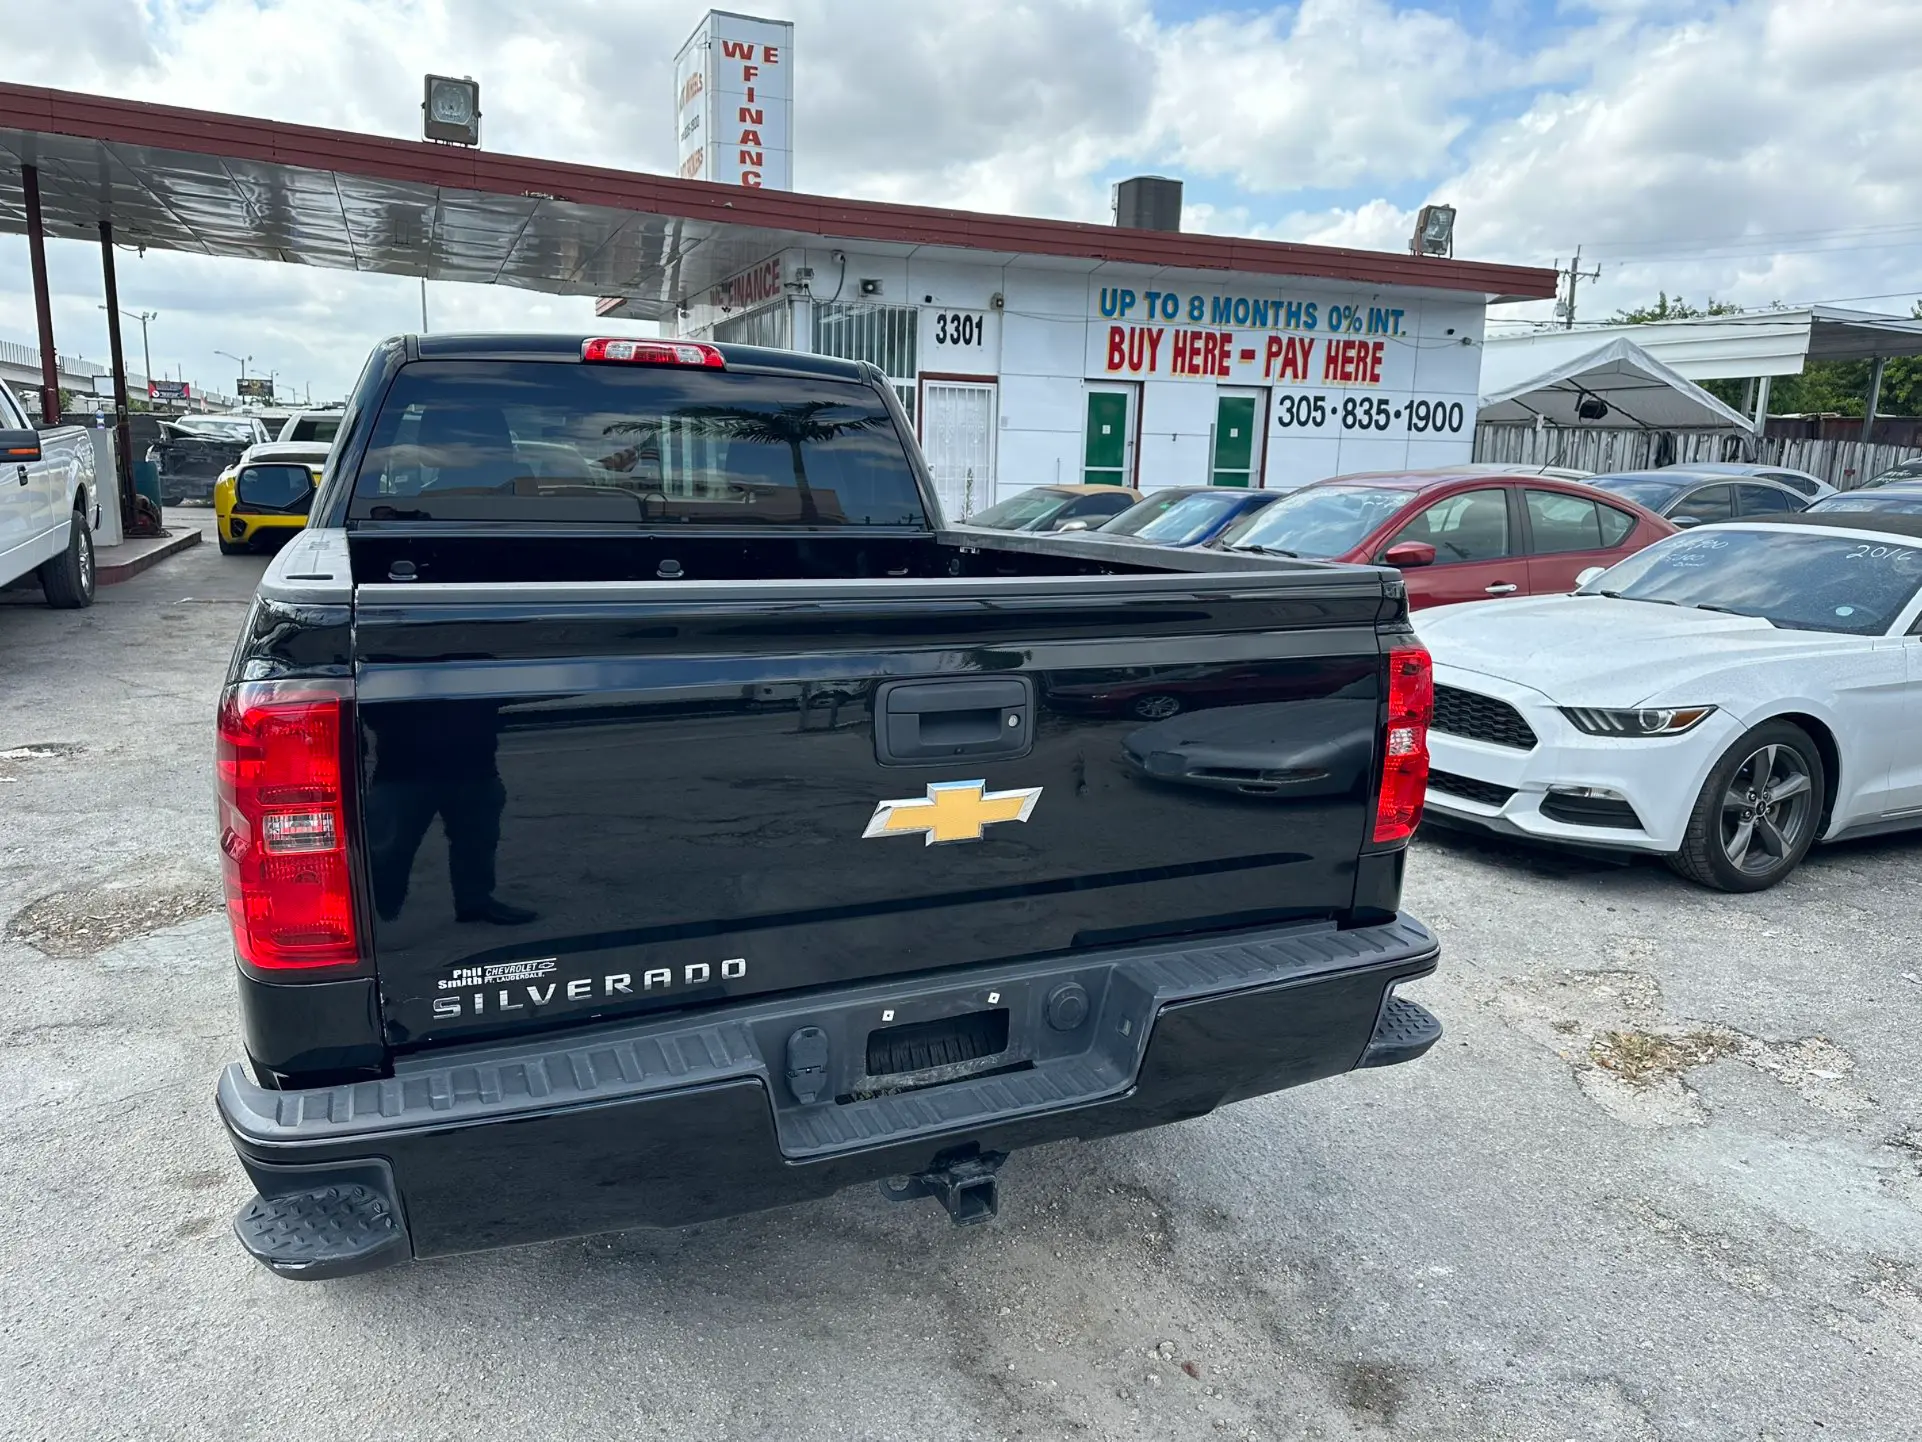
[600,401,887,523]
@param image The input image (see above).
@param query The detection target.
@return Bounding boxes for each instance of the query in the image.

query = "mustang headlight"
[1561,706,1716,737]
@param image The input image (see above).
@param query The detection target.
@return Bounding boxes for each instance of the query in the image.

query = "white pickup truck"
[0,378,98,608]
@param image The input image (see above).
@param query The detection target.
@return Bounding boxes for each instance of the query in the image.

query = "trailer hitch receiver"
[879,1150,1006,1225]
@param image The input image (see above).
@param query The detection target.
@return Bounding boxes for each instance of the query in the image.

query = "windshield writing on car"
[1580,528,1922,634]
[1219,485,1412,557]
[1811,493,1922,516]
[350,361,924,526]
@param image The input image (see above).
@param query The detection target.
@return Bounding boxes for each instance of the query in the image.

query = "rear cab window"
[287,416,342,444]
[350,360,927,527]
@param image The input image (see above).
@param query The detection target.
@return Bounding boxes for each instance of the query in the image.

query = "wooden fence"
[1473,424,1921,489]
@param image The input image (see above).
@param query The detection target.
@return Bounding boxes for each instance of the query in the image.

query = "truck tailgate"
[351,573,1394,1050]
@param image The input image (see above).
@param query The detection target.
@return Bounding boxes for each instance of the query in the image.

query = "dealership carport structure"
[0,82,1553,520]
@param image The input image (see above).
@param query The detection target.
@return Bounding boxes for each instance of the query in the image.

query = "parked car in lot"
[1076,486,1281,548]
[0,378,97,608]
[1213,470,1674,608]
[1669,461,1834,502]
[212,441,329,554]
[149,414,271,505]
[1859,457,1922,489]
[961,484,1140,533]
[211,332,1443,1279]
[1417,513,1922,892]
[1807,482,1922,517]
[1585,469,1810,527]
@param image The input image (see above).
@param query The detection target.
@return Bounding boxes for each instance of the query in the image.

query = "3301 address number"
[934,312,986,346]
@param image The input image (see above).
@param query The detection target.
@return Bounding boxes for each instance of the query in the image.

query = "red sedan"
[1213,470,1676,608]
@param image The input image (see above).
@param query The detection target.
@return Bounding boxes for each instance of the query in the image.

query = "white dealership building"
[621,13,1558,519]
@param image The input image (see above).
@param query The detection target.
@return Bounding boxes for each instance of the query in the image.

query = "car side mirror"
[1575,566,1608,588]
[1055,519,1090,532]
[1382,541,1436,569]
[1672,514,1702,528]
[0,429,43,463]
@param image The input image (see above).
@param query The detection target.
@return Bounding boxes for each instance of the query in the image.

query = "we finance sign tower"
[675,11,794,189]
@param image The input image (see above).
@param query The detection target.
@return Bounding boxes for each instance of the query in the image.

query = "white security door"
[921,381,997,522]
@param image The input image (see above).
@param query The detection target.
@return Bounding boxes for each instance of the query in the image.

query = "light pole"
[215,350,254,409]
[100,306,157,396]
[268,368,282,403]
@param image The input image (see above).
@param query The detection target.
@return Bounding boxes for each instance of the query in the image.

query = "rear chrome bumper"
[219,914,1440,1278]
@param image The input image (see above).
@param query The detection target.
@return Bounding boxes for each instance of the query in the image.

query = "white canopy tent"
[1477,337,1753,430]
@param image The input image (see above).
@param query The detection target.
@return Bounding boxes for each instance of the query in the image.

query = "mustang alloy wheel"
[1670,720,1825,892]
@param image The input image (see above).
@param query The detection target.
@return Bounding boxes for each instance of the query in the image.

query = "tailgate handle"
[876,678,1034,765]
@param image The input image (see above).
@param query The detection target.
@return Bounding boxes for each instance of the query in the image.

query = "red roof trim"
[0,83,1557,299]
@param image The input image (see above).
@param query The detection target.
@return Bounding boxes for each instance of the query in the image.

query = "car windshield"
[1100,492,1245,543]
[969,489,1074,529]
[1586,475,1687,509]
[350,361,925,526]
[1579,527,1922,635]
[1217,484,1412,557]
[1810,490,1922,516]
[1864,462,1922,488]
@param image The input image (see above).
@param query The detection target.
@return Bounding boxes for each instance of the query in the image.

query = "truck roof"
[411,333,873,384]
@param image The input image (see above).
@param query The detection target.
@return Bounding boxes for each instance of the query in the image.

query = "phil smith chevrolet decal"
[862,780,1042,846]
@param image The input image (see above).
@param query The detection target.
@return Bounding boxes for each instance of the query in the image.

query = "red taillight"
[216,681,360,971]
[1372,644,1433,845]
[581,338,725,367]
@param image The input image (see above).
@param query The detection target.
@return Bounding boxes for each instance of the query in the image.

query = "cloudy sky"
[2,0,1918,401]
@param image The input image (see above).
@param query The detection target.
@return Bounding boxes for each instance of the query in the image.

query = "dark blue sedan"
[1077,487,1283,548]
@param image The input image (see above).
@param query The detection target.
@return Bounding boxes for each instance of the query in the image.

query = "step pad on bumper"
[234,1184,407,1279]
[1361,996,1442,1068]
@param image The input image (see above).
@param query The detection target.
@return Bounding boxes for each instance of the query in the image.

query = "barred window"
[714,303,793,351]
[815,303,917,419]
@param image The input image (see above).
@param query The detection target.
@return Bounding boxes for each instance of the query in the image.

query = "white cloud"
[0,0,1916,398]
[1144,0,1505,193]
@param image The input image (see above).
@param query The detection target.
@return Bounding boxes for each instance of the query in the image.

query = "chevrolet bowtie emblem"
[862,780,1043,846]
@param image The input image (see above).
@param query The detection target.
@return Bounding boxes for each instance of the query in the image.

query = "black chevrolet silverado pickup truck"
[215,333,1440,1279]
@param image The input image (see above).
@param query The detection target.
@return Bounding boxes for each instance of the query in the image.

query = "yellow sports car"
[213,442,330,555]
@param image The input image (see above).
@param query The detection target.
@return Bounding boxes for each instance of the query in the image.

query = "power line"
[1580,220,1922,255]
[1594,237,1922,266]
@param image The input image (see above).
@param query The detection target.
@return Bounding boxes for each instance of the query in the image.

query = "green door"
[1083,391,1129,485]
[1211,395,1257,487]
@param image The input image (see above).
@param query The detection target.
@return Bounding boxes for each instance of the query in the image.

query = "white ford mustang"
[1416,515,1922,891]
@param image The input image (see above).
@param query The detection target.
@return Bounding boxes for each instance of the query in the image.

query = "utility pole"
[1553,248,1601,330]
[97,306,157,401]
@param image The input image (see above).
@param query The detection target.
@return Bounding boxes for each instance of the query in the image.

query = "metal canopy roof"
[0,83,1555,320]
[1487,305,1922,382]
[1478,337,1754,429]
